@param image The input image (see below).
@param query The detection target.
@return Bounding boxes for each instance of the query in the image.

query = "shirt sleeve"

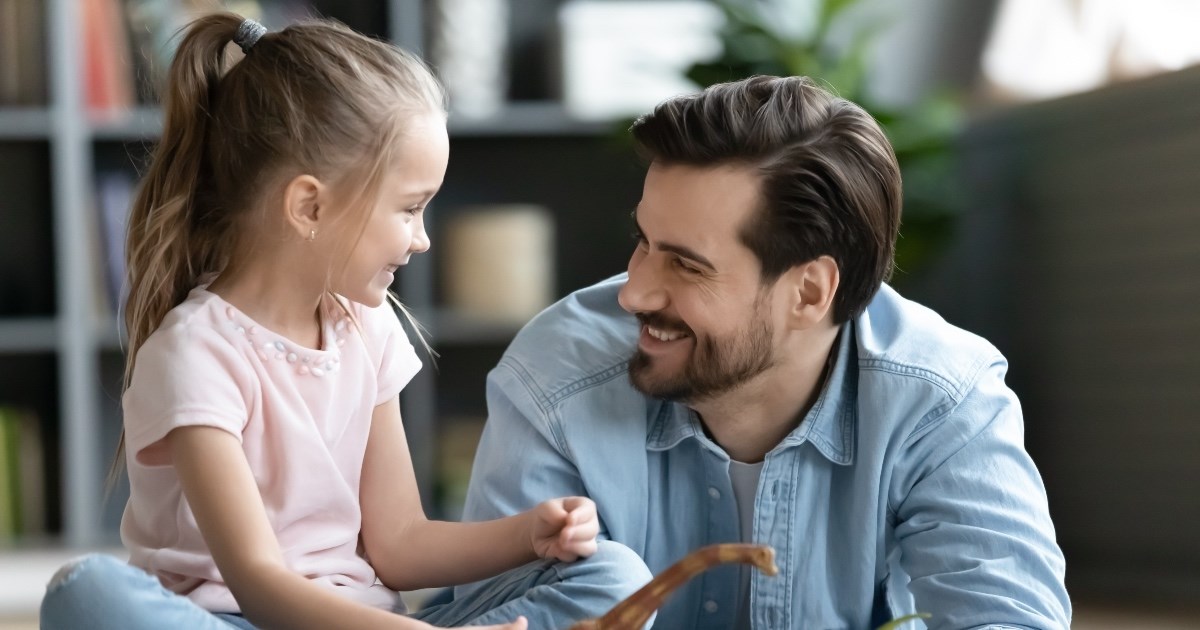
[464,359,590,515]
[455,358,591,598]
[361,301,422,406]
[122,325,254,467]
[890,356,1072,630]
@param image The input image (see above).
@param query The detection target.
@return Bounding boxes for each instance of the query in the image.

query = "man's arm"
[462,360,590,522]
[890,357,1071,630]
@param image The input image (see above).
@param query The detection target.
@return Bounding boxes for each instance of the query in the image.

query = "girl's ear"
[784,255,840,330]
[282,174,326,240]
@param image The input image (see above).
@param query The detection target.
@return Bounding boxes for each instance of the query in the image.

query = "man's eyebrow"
[632,212,717,271]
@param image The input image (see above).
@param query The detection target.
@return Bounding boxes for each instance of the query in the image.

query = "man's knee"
[568,540,653,597]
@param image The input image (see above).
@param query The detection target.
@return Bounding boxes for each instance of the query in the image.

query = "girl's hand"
[528,496,599,562]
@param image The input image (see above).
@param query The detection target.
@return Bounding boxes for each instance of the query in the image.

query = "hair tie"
[234,19,267,54]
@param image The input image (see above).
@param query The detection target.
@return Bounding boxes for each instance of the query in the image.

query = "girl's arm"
[168,425,523,630]
[360,399,599,591]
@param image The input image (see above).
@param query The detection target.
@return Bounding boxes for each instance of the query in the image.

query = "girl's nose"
[411,222,431,254]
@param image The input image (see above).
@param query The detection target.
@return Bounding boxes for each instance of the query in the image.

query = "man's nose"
[618,255,668,315]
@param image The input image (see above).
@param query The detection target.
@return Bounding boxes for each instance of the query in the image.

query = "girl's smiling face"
[335,111,448,307]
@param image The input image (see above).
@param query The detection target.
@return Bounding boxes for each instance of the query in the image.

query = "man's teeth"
[648,326,685,341]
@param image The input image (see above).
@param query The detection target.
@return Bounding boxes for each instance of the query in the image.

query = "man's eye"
[673,258,701,274]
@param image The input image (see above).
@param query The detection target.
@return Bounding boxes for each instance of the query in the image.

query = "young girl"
[40,13,650,630]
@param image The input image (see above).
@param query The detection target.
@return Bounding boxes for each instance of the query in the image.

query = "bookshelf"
[0,109,53,140]
[0,0,648,546]
[0,319,59,353]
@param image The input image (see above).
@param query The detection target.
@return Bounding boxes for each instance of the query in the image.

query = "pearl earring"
[307,229,316,242]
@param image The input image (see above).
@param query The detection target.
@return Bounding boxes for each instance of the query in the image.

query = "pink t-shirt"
[120,285,421,613]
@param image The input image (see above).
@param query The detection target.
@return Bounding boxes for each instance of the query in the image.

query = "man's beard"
[628,310,775,402]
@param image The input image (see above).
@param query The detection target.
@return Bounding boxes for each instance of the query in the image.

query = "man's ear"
[281,174,325,241]
[784,255,840,329]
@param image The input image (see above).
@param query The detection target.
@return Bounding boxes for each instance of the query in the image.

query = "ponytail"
[110,14,244,483]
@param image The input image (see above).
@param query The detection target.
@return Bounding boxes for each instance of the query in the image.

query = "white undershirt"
[729,459,765,630]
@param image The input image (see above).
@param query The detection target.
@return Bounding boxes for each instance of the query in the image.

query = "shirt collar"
[646,324,858,466]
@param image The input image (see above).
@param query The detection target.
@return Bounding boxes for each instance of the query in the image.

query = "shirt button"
[704,600,718,613]
[708,487,721,500]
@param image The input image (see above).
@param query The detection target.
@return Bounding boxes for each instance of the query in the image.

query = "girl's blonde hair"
[112,12,445,480]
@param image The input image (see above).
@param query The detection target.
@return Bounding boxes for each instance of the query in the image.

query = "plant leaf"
[818,0,864,31]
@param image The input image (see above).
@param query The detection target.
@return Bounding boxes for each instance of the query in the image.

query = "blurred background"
[1,0,1198,626]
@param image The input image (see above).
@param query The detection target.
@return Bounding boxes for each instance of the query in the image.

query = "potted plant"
[686,0,965,282]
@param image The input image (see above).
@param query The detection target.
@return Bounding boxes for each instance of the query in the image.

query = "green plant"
[687,0,965,280]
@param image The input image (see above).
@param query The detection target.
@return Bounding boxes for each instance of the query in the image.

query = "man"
[457,76,1070,629]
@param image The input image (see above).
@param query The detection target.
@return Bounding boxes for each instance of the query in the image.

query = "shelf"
[0,108,52,140]
[88,107,163,141]
[94,317,125,353]
[1,106,615,148]
[449,102,618,137]
[80,103,616,142]
[0,317,58,352]
[80,311,511,349]
[424,309,526,345]
[84,311,511,349]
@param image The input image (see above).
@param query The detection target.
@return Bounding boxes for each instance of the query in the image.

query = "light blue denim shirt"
[461,274,1070,630]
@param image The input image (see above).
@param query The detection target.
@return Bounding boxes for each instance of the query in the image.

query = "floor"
[11,608,1200,629]
[6,548,1198,628]
[1070,606,1199,630]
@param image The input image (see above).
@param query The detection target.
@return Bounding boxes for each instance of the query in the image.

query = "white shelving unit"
[46,0,105,547]
[0,0,638,550]
[0,0,437,548]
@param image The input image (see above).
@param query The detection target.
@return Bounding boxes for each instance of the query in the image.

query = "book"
[82,0,137,116]
[436,416,487,521]
[0,0,21,105]
[122,0,309,104]
[0,408,17,538]
[0,0,47,105]
[95,170,135,317]
[0,406,46,539]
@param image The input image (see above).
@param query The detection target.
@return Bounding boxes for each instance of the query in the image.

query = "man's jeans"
[39,541,651,629]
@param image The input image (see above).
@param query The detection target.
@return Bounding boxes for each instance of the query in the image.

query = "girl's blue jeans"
[39,541,651,629]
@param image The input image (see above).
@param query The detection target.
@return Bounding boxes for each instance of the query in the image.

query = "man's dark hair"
[630,75,902,323]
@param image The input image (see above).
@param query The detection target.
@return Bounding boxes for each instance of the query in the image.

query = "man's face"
[618,163,782,402]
